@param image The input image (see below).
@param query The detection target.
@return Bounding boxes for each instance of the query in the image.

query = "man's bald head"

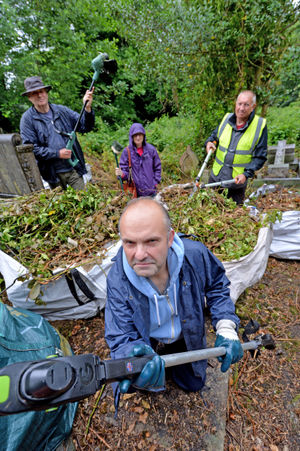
[118,197,172,236]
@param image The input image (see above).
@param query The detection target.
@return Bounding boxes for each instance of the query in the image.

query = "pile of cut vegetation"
[0,185,280,284]
[0,185,128,283]
[159,186,280,261]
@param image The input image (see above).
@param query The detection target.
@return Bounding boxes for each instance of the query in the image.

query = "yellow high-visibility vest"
[212,113,266,177]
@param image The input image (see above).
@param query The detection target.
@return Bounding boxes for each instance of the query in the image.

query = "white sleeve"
[216,319,239,340]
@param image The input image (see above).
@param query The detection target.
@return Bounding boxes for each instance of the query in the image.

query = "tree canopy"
[0,0,298,135]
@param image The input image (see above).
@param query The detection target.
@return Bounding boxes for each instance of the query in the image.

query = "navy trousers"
[151,338,206,392]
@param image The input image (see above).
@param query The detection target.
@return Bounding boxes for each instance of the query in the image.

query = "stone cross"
[267,140,294,178]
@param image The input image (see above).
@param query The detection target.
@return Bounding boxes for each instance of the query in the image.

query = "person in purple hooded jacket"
[115,123,161,197]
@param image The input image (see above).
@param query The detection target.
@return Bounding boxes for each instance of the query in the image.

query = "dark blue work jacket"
[105,237,240,380]
[20,103,94,184]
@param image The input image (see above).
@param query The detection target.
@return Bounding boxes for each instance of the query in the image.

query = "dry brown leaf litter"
[49,257,299,450]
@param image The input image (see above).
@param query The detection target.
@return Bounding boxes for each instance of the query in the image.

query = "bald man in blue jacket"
[105,198,243,394]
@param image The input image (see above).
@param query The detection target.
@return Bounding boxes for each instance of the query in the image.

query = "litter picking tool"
[0,334,274,415]
[111,140,124,191]
[189,141,216,198]
[54,53,117,168]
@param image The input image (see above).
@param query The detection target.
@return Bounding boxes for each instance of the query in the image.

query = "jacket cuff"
[216,319,239,340]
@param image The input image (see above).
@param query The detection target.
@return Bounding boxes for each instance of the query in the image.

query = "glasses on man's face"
[237,102,251,108]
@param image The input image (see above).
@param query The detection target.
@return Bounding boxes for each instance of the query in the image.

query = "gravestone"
[267,140,292,178]
[0,134,43,196]
[267,140,296,165]
[179,145,199,177]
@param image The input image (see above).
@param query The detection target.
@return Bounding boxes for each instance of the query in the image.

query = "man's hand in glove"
[119,344,165,393]
[215,319,244,372]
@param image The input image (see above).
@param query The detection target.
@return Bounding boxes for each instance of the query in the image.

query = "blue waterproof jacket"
[20,103,95,184]
[105,237,240,380]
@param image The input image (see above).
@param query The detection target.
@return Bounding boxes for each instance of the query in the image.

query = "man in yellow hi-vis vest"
[205,90,267,205]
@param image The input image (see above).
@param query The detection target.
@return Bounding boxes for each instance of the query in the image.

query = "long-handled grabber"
[189,143,216,198]
[111,140,124,191]
[0,334,275,415]
[53,53,117,168]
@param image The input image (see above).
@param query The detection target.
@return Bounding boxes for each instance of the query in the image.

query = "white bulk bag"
[0,241,121,320]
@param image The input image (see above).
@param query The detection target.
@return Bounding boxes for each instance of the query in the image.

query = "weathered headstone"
[267,140,296,164]
[0,134,43,196]
[267,140,291,178]
[179,145,199,177]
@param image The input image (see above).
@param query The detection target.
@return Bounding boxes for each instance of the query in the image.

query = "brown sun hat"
[21,76,52,96]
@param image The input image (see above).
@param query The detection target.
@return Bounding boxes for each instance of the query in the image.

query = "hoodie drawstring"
[173,283,178,316]
[153,294,161,327]
[153,285,178,328]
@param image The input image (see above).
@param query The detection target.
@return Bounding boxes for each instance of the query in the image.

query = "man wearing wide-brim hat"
[20,75,94,190]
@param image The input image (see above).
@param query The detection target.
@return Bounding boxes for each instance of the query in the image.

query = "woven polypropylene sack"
[0,303,77,451]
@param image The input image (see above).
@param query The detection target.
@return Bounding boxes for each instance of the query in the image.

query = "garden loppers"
[199,178,236,189]
[189,141,216,198]
[0,334,275,415]
[53,53,117,167]
[111,140,124,191]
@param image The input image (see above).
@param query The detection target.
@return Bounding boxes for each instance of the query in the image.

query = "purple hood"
[129,123,147,151]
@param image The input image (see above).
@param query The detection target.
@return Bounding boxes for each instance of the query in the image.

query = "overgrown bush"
[145,114,204,183]
[267,101,300,150]
[79,117,130,154]
[145,114,200,152]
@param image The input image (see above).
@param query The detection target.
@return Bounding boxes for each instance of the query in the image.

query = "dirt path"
[225,258,299,451]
